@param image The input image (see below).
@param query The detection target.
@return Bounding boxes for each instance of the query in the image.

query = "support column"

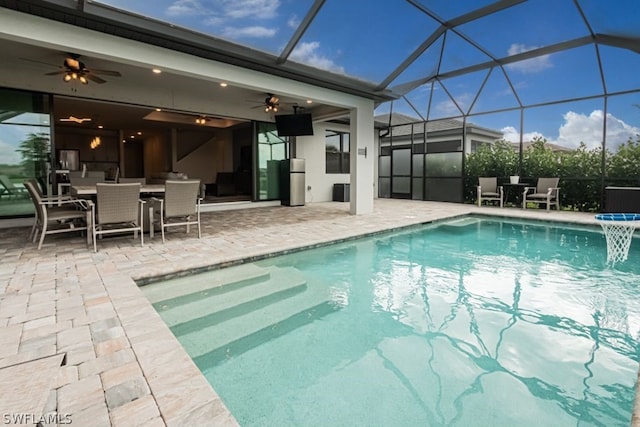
[349,101,375,214]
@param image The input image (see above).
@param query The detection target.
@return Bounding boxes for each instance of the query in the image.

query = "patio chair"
[0,175,29,199]
[150,180,202,243]
[477,177,504,208]
[523,177,560,211]
[24,179,91,250]
[92,183,145,252]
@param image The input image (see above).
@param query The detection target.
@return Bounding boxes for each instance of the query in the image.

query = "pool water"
[143,217,640,426]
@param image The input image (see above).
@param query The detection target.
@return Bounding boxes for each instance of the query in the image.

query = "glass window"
[256,122,288,201]
[0,89,50,218]
[326,130,350,174]
[426,140,462,154]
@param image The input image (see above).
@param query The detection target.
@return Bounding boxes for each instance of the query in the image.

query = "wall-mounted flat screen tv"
[275,113,314,136]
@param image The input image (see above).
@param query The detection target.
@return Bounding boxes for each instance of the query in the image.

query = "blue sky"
[93,0,640,149]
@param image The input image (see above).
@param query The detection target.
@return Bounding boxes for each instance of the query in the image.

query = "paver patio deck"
[0,199,637,426]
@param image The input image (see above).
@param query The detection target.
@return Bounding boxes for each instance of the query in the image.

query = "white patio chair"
[523,177,560,211]
[150,180,202,243]
[477,177,504,208]
[24,179,91,250]
[92,183,145,252]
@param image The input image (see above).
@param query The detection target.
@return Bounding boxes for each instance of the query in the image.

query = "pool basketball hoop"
[595,213,640,264]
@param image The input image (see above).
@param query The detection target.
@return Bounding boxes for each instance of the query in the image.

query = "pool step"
[174,276,336,361]
[157,266,307,328]
[141,263,271,305]
[439,217,481,232]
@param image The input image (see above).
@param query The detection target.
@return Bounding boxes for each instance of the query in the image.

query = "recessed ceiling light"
[152,68,162,74]
[130,135,135,139]
[155,108,162,112]
[306,100,313,104]
[137,131,142,135]
[98,125,104,129]
[220,82,228,87]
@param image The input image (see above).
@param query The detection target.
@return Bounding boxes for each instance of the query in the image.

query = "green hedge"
[464,136,640,212]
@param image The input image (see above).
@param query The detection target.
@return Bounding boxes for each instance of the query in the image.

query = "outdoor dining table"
[502,182,529,207]
[70,184,166,238]
[70,184,165,196]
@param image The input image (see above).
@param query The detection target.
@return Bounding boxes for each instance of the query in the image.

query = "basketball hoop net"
[595,213,640,264]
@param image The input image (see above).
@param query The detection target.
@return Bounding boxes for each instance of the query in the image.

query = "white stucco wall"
[174,129,234,185]
[296,122,349,203]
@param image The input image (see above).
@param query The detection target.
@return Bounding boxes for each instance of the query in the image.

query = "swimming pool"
[142,216,640,426]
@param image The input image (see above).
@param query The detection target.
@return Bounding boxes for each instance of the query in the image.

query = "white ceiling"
[1,37,346,135]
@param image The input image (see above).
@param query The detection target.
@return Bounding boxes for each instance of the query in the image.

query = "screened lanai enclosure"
[1,0,640,216]
[368,0,640,210]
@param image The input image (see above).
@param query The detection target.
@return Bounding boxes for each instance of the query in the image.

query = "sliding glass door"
[0,88,51,218]
[255,122,289,201]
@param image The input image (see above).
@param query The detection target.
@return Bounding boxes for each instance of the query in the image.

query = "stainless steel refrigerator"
[280,158,305,206]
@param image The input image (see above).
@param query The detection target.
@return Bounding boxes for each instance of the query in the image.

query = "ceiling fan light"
[63,74,72,82]
[79,76,88,84]
[71,72,78,80]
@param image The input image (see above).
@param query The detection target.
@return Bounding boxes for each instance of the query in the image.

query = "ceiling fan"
[250,93,280,112]
[44,54,122,85]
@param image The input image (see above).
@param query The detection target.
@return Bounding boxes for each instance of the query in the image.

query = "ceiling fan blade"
[44,70,65,76]
[89,69,121,77]
[20,57,60,68]
[86,73,107,84]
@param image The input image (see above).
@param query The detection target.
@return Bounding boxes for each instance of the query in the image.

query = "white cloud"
[505,43,553,74]
[221,26,276,38]
[434,99,461,117]
[501,125,544,143]
[167,0,281,38]
[556,110,639,150]
[167,0,204,16]
[287,15,300,29]
[501,110,640,150]
[290,41,345,74]
[223,0,280,19]
[433,91,472,117]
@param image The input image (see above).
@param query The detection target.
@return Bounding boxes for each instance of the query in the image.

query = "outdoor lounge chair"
[0,175,29,199]
[477,177,504,208]
[150,180,202,243]
[24,179,91,250]
[523,177,560,211]
[92,183,145,252]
